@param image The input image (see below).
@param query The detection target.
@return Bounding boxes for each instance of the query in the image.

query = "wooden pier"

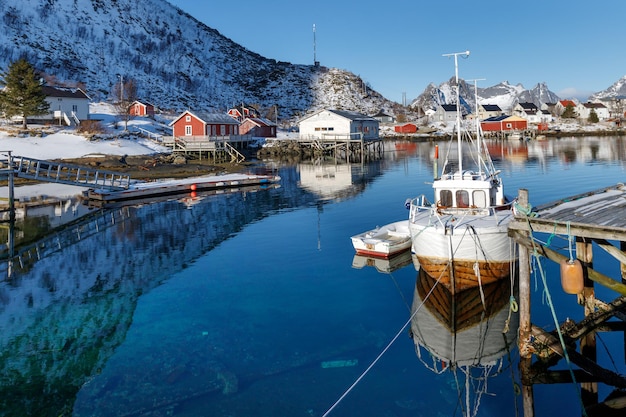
[162,135,250,163]
[509,185,626,417]
[261,136,384,163]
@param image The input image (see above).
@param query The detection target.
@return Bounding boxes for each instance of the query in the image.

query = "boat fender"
[560,259,584,294]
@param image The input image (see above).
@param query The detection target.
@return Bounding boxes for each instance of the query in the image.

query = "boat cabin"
[434,171,505,209]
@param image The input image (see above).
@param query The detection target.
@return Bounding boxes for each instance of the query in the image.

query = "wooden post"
[577,237,598,407]
[517,188,535,417]
[622,241,626,364]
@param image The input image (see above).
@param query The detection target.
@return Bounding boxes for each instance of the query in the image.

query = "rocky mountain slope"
[410,79,561,114]
[0,0,622,122]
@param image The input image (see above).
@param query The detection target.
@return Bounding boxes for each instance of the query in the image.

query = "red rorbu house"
[170,110,240,138]
[239,118,277,137]
[481,115,527,132]
[394,123,417,134]
[129,100,155,117]
[227,105,260,122]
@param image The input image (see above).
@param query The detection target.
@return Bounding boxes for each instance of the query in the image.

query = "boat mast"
[469,78,485,175]
[442,50,470,173]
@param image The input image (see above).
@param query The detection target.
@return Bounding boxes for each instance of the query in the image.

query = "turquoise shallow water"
[1,136,626,416]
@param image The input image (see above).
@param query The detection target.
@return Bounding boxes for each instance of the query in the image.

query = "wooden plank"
[509,231,626,296]
[530,326,626,388]
[508,217,626,241]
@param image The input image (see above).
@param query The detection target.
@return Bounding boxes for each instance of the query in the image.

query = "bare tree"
[111,76,137,131]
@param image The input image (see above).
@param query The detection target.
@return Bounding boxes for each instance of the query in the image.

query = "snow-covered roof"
[42,86,90,100]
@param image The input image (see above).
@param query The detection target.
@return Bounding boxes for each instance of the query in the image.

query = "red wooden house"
[129,101,155,117]
[481,115,527,132]
[394,123,417,133]
[227,105,260,122]
[169,110,240,137]
[239,118,277,137]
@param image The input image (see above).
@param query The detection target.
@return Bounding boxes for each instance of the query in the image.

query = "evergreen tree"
[588,108,599,123]
[0,58,50,129]
[561,103,576,119]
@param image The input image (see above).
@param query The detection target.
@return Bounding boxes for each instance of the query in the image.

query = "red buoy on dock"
[560,259,584,294]
[190,184,197,191]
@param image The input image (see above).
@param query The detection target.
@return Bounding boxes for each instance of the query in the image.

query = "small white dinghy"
[350,220,411,258]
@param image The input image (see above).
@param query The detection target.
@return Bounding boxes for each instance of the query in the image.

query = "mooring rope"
[321,268,445,417]
[522,213,588,417]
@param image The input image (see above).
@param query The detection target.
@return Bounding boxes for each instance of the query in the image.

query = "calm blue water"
[1,136,626,416]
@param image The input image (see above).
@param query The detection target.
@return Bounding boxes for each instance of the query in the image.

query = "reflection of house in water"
[297,162,381,200]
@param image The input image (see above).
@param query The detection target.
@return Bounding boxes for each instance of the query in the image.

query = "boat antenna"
[442,50,470,173]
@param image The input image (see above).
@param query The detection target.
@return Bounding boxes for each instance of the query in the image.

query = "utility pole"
[313,24,319,67]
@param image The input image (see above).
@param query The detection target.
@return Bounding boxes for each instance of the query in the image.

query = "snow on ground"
[0,103,172,199]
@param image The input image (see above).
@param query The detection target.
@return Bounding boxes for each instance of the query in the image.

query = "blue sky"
[167,0,625,103]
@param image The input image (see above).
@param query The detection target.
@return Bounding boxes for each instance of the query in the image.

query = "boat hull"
[409,206,516,292]
[350,220,411,259]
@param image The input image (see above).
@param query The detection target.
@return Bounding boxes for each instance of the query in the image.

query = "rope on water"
[321,268,444,417]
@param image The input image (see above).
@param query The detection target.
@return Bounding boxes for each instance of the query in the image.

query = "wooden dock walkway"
[508,184,626,417]
[3,155,131,190]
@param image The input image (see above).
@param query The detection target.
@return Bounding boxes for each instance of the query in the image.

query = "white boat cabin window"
[456,190,470,208]
[473,190,487,208]
[439,190,453,206]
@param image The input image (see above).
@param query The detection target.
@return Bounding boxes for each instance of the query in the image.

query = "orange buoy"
[434,145,439,159]
[190,191,197,198]
[560,259,584,294]
[190,184,197,191]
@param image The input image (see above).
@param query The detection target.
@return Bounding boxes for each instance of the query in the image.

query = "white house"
[467,104,502,121]
[298,109,379,140]
[433,104,460,123]
[513,102,541,124]
[577,102,610,121]
[40,86,90,126]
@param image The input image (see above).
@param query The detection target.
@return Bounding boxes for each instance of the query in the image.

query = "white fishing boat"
[350,219,411,258]
[407,51,517,293]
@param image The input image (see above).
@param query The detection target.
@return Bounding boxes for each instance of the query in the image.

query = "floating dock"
[84,173,281,202]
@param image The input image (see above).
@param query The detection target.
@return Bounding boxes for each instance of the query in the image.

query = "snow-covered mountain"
[0,0,403,120]
[0,0,618,122]
[411,79,561,114]
[589,75,626,101]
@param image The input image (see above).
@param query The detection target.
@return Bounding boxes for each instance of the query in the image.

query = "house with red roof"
[481,115,527,132]
[555,100,577,117]
[394,123,417,133]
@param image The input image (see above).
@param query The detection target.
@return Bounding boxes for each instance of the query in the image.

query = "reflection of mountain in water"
[0,165,326,415]
[409,268,519,417]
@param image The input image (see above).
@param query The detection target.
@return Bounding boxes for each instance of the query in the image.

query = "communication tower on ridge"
[313,24,319,67]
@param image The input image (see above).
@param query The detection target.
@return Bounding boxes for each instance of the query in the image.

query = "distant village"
[20,85,626,149]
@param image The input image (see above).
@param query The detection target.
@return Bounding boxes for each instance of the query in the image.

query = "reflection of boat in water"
[409,267,518,416]
[407,51,517,293]
[351,250,413,274]
[350,220,411,258]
